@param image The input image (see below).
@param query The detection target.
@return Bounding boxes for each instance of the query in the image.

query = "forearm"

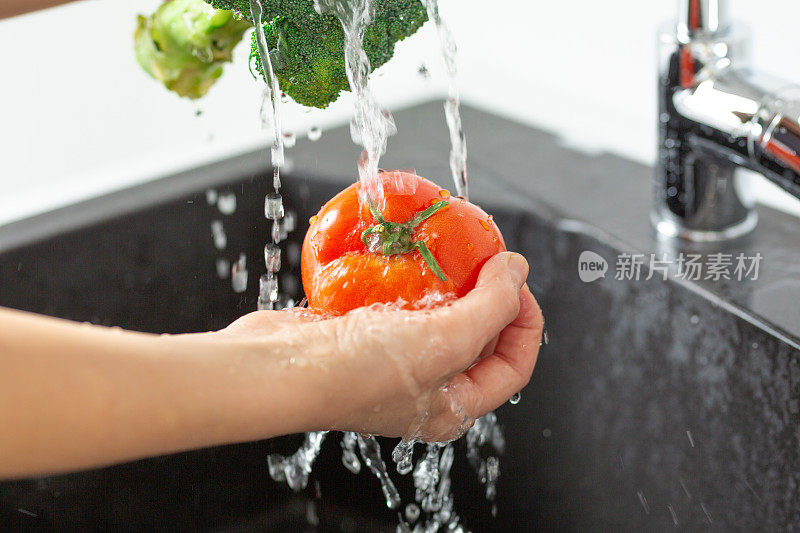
[2,0,76,19]
[0,307,323,479]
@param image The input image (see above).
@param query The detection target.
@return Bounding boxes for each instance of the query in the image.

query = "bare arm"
[2,0,76,19]
[0,252,542,479]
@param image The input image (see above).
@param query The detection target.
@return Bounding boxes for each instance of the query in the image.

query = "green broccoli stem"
[360,201,449,281]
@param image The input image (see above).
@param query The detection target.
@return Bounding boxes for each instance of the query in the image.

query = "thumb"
[434,252,529,364]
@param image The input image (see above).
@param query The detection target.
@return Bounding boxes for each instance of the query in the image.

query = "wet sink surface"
[2,102,800,532]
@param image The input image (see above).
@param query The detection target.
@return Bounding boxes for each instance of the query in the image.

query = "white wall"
[2,0,800,224]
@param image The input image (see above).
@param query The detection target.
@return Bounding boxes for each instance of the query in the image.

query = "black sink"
[2,102,799,532]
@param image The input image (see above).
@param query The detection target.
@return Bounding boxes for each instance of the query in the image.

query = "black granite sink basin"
[2,102,800,531]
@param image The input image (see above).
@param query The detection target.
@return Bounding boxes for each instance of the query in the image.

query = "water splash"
[423,0,468,199]
[357,435,402,509]
[340,431,362,474]
[392,439,415,475]
[267,431,328,491]
[466,412,505,502]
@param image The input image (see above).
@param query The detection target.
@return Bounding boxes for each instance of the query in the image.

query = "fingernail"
[506,253,528,285]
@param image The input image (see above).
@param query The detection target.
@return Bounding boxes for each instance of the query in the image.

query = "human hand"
[219,251,543,443]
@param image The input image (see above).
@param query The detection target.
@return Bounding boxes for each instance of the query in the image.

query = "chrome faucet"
[654,0,800,241]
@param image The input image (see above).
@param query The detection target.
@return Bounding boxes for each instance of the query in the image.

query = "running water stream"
[249,0,290,310]
[422,0,468,200]
[248,1,507,529]
[315,0,397,209]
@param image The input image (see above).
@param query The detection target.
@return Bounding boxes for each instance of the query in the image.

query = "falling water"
[315,0,397,208]
[357,435,403,509]
[249,0,284,192]
[423,0,468,199]
[249,0,294,310]
[267,431,328,491]
[259,2,508,529]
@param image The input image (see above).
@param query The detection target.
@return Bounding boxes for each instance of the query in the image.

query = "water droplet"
[439,189,451,199]
[309,215,319,225]
[264,244,281,272]
[231,253,248,293]
[215,257,230,279]
[690,315,700,325]
[271,220,282,243]
[306,500,319,526]
[392,440,415,475]
[283,131,296,148]
[668,504,679,526]
[404,503,420,523]
[308,126,322,141]
[479,220,490,231]
[467,243,474,251]
[210,220,227,250]
[265,192,284,220]
[217,192,237,215]
[206,189,218,205]
[637,490,650,514]
[509,392,521,405]
[283,211,297,232]
[542,428,552,438]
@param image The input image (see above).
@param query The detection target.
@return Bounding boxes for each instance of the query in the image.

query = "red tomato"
[301,171,506,315]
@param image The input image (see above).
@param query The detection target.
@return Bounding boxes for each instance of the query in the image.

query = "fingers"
[448,284,543,418]
[434,252,529,366]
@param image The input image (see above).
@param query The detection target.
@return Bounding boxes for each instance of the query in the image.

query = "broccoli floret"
[134,0,250,99]
[212,0,428,108]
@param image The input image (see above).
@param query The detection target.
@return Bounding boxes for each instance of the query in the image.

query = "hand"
[220,251,543,442]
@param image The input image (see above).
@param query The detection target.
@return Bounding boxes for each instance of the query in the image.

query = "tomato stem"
[360,200,449,282]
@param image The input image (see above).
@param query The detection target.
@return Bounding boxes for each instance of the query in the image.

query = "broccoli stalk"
[134,0,250,99]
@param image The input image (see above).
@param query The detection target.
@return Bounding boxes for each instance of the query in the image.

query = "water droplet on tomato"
[325,234,331,240]
[309,215,318,225]
[439,189,451,199]
[467,243,474,251]
[479,220,490,231]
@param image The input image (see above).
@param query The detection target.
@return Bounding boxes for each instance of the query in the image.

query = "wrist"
[171,328,332,442]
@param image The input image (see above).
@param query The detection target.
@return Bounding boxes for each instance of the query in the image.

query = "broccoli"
[135,0,427,108]
[134,0,250,99]
[243,0,428,108]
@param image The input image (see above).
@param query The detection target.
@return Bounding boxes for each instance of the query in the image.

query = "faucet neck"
[677,0,730,40]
